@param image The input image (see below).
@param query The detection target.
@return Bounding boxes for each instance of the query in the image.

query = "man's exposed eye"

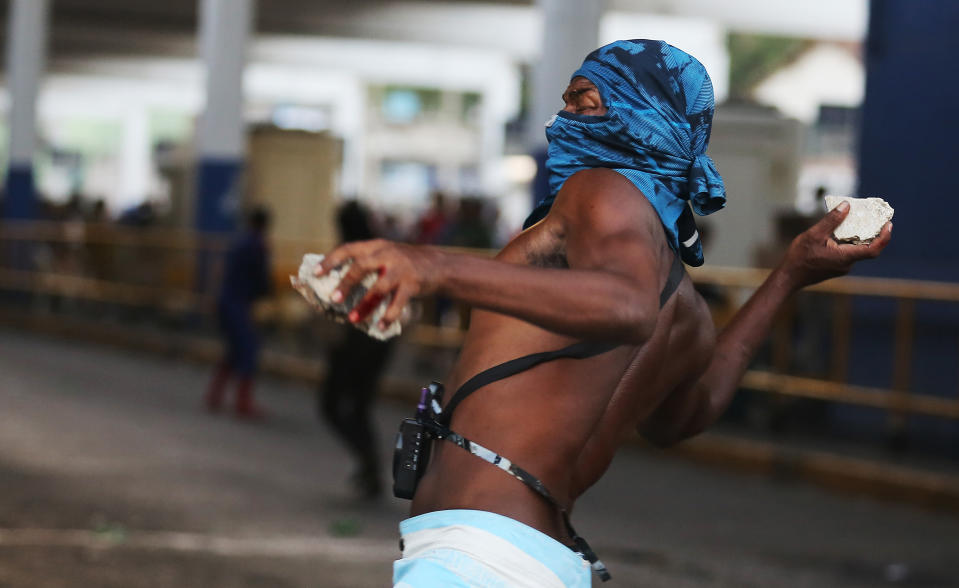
[561,79,606,115]
[562,89,586,103]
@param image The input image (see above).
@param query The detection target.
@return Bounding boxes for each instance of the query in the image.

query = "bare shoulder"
[551,168,667,264]
[552,168,661,238]
[543,169,672,307]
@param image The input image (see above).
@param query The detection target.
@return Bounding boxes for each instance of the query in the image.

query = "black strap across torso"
[658,248,686,308]
[438,340,616,425]
[439,250,684,426]
[428,250,684,582]
[424,418,613,580]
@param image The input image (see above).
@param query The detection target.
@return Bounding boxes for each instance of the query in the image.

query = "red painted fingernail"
[378,266,386,277]
[348,310,359,323]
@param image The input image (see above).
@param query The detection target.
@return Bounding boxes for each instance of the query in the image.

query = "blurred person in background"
[319,200,397,498]
[205,206,273,419]
[86,199,108,224]
[84,199,113,281]
[412,191,452,246]
[316,40,892,587]
[414,191,455,326]
[445,197,494,250]
[117,201,157,228]
[381,212,406,243]
[444,196,495,328]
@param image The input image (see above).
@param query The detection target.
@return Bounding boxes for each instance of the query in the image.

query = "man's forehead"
[567,76,596,88]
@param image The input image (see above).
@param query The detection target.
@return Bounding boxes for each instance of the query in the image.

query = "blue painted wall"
[2,164,36,220]
[839,0,959,453]
[857,0,959,282]
[195,158,242,233]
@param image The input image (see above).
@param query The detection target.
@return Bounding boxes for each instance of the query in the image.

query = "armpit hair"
[527,246,569,269]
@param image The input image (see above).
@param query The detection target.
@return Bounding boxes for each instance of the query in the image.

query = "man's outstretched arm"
[314,170,666,345]
[640,202,892,446]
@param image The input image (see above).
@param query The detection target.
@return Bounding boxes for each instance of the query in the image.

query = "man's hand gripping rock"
[780,201,893,290]
[315,239,443,333]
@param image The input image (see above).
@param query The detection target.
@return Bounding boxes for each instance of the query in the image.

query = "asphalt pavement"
[1,327,957,588]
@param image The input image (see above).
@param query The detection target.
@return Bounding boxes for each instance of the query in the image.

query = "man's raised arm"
[640,202,892,446]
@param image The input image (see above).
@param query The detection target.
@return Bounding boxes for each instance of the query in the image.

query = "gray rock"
[290,253,402,341]
[824,196,894,244]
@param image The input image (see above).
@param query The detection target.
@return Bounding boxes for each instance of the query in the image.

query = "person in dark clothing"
[205,207,273,418]
[320,200,396,498]
[446,197,493,250]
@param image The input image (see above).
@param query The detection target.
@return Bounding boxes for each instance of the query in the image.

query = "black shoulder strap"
[438,340,616,425]
[439,251,684,426]
[659,250,685,307]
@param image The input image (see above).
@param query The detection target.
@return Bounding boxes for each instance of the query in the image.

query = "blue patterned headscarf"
[524,39,726,266]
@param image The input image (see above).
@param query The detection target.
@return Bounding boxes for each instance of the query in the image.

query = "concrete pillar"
[330,80,366,199]
[3,0,50,220]
[478,91,508,197]
[195,0,255,232]
[436,90,462,194]
[118,107,152,214]
[526,0,606,154]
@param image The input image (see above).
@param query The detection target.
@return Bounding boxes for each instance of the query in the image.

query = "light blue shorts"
[393,509,592,588]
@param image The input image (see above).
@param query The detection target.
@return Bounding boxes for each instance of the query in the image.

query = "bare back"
[410,169,714,542]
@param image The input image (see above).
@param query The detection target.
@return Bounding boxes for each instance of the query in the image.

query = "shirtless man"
[317,40,892,587]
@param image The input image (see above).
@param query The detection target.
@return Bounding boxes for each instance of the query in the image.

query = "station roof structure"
[0,0,866,69]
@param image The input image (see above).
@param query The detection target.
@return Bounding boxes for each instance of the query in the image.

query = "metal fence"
[2,219,958,430]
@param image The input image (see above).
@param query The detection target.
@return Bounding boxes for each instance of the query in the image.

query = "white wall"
[29,35,522,212]
[752,44,864,124]
[704,105,803,267]
[601,12,730,102]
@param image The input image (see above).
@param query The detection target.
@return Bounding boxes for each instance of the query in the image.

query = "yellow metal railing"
[1,220,957,426]
[687,265,959,425]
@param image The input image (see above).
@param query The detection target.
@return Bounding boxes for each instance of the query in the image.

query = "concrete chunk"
[290,253,402,341]
[824,196,894,244]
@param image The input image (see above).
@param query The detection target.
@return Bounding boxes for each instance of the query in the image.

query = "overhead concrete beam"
[14,0,865,71]
[609,0,867,40]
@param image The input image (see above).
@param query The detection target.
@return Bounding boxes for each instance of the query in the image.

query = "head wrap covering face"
[524,39,726,266]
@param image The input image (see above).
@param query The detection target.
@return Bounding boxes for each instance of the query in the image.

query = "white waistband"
[402,523,574,588]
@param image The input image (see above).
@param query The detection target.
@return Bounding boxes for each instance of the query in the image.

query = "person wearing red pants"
[206,207,273,419]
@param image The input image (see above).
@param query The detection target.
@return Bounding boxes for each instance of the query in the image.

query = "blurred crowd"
[3,187,507,499]
[18,193,167,289]
[11,187,507,307]
[352,191,504,251]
